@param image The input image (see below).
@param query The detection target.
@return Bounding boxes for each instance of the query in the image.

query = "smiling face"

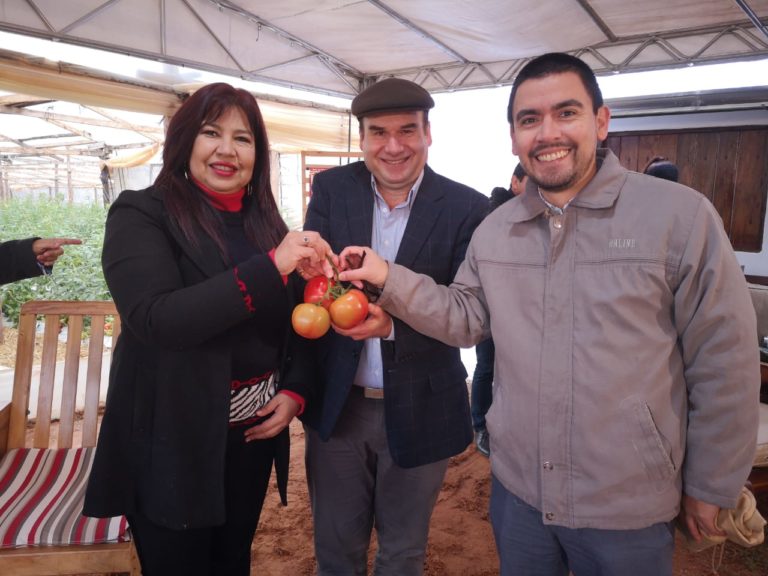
[189,106,255,195]
[359,111,431,202]
[510,71,610,207]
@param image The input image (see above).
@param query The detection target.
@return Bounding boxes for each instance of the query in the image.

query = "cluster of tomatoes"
[292,275,369,339]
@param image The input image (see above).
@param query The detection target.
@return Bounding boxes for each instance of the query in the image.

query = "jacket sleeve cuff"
[232,253,287,314]
[268,248,288,286]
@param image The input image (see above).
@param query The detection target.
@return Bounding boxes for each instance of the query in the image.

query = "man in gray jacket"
[337,52,760,576]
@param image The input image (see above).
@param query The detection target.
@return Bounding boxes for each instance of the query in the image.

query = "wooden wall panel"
[604,135,622,160]
[606,126,768,252]
[616,135,639,171]
[637,133,678,173]
[691,133,720,202]
[675,132,700,191]
[731,130,768,251]
[712,132,739,237]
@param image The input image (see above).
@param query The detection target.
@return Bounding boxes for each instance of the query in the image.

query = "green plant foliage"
[0,197,110,326]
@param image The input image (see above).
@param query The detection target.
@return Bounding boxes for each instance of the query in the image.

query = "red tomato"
[304,276,334,309]
[329,289,369,329]
[292,303,331,339]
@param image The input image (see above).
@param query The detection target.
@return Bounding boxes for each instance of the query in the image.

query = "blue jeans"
[489,475,674,576]
[470,338,495,431]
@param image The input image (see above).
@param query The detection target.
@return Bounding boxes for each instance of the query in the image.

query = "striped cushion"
[0,447,129,548]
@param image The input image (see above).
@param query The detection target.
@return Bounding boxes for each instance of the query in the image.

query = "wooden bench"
[0,300,140,575]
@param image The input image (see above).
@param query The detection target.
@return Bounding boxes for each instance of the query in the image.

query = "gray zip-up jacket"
[378,149,760,529]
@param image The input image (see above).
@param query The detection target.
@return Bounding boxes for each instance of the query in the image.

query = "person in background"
[510,161,528,196]
[337,53,759,576]
[643,155,679,182]
[472,162,528,457]
[301,77,487,576]
[84,82,332,576]
[0,236,81,285]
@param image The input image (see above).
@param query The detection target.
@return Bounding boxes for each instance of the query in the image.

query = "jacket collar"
[346,162,376,247]
[395,164,443,268]
[507,149,627,224]
[151,185,229,277]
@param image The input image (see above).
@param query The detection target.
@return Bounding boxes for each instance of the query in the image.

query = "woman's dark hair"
[155,82,288,258]
[507,52,604,125]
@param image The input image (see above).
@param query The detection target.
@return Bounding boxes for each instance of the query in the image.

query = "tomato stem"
[326,254,340,282]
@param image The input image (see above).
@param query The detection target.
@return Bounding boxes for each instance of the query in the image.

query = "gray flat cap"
[351,78,434,119]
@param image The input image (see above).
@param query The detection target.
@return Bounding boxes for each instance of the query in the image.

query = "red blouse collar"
[192,177,245,212]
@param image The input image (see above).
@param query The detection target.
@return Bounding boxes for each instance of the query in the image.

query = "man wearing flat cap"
[302,77,487,575]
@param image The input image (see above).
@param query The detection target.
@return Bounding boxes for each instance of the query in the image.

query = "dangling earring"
[246,183,253,196]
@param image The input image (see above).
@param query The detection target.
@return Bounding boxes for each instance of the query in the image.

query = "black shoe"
[475,429,490,457]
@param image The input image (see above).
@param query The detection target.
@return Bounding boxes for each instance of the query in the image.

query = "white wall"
[429,87,516,196]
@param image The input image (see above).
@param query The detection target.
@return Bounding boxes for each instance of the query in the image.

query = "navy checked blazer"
[301,162,488,468]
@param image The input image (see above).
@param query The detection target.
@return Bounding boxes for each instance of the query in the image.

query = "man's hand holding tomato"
[331,301,392,341]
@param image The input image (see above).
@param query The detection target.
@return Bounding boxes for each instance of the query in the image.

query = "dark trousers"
[471,338,495,431]
[127,427,278,576]
[305,387,448,576]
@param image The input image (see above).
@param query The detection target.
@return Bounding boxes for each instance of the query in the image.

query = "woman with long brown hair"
[84,83,330,575]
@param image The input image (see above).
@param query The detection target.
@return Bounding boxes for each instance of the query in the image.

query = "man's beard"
[524,142,579,193]
[527,169,578,194]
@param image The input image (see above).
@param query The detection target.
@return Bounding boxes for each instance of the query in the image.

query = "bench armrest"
[0,401,10,459]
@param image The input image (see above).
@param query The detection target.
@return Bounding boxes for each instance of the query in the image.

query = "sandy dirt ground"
[251,420,768,576]
[3,326,765,576]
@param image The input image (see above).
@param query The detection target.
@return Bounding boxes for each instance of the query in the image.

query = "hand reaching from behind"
[32,238,82,267]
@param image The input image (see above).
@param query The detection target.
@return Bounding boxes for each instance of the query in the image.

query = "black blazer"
[0,237,42,285]
[84,186,314,529]
[302,162,487,468]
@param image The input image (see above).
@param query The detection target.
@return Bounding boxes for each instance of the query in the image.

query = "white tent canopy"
[0,0,766,97]
[0,44,359,195]
[0,1,766,195]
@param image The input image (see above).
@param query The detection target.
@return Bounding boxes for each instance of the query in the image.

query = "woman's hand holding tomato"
[273,231,334,278]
